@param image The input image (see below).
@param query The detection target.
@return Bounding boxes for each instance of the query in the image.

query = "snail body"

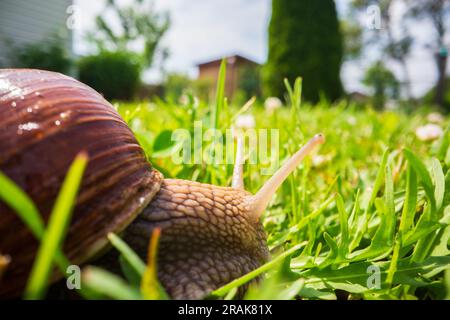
[0,69,324,299]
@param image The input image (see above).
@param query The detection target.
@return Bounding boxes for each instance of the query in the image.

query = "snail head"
[124,134,325,299]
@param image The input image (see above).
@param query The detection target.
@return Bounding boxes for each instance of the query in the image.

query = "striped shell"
[0,69,162,297]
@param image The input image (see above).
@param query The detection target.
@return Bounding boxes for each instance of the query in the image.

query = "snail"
[0,69,324,299]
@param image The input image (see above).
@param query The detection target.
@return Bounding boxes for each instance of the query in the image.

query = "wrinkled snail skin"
[0,69,324,299]
[124,179,269,299]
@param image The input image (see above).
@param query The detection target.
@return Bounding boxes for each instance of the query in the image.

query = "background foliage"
[3,36,72,74]
[263,0,344,103]
[78,51,142,100]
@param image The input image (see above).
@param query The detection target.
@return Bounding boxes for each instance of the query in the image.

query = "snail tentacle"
[246,134,325,220]
[231,134,245,190]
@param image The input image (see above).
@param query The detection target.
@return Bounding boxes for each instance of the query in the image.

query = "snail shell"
[0,69,162,297]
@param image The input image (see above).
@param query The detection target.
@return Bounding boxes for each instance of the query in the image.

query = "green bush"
[423,77,450,112]
[4,36,72,74]
[263,0,343,103]
[164,73,192,101]
[78,51,142,101]
[238,64,262,101]
[363,61,400,109]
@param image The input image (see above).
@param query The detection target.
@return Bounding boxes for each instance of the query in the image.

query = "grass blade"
[320,233,339,268]
[0,169,93,298]
[336,193,349,259]
[141,228,169,300]
[430,158,445,212]
[350,163,396,261]
[303,256,450,293]
[278,278,305,300]
[211,242,307,297]
[211,58,226,129]
[224,287,238,300]
[384,163,396,241]
[386,237,402,286]
[349,148,389,252]
[399,165,418,235]
[283,78,293,104]
[445,268,450,300]
[0,172,44,239]
[108,233,146,277]
[24,152,88,299]
[0,172,69,268]
[277,196,335,244]
[226,96,256,129]
[404,148,436,214]
[82,266,141,300]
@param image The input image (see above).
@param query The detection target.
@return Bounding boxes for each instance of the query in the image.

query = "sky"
[73,0,448,98]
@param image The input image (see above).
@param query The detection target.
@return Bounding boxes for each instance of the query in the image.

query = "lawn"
[112,88,450,299]
[1,78,449,300]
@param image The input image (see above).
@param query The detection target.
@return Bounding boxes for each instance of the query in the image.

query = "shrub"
[363,61,399,109]
[164,73,192,101]
[4,36,72,74]
[237,64,262,101]
[78,51,142,101]
[192,78,215,102]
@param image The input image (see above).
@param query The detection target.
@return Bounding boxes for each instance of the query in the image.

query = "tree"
[423,77,450,110]
[363,61,400,109]
[408,0,450,110]
[263,0,344,103]
[350,0,414,101]
[88,0,169,68]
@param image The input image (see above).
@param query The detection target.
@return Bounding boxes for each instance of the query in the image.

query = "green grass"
[24,152,88,299]
[0,73,449,299]
[113,87,449,299]
[0,152,90,299]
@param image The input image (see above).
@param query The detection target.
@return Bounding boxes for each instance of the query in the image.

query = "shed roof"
[196,54,260,67]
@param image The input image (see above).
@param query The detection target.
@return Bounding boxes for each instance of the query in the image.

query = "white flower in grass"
[264,97,282,113]
[415,124,443,141]
[179,94,189,106]
[385,100,398,110]
[427,112,444,124]
[235,114,255,129]
[179,94,199,107]
[312,154,332,168]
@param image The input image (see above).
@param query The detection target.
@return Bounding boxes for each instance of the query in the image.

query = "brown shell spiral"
[0,69,162,297]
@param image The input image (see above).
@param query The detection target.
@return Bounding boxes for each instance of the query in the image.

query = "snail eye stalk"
[232,134,245,190]
[245,134,325,219]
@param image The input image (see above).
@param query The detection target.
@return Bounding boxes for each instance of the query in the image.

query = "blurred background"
[0,0,449,111]
[1,1,449,302]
